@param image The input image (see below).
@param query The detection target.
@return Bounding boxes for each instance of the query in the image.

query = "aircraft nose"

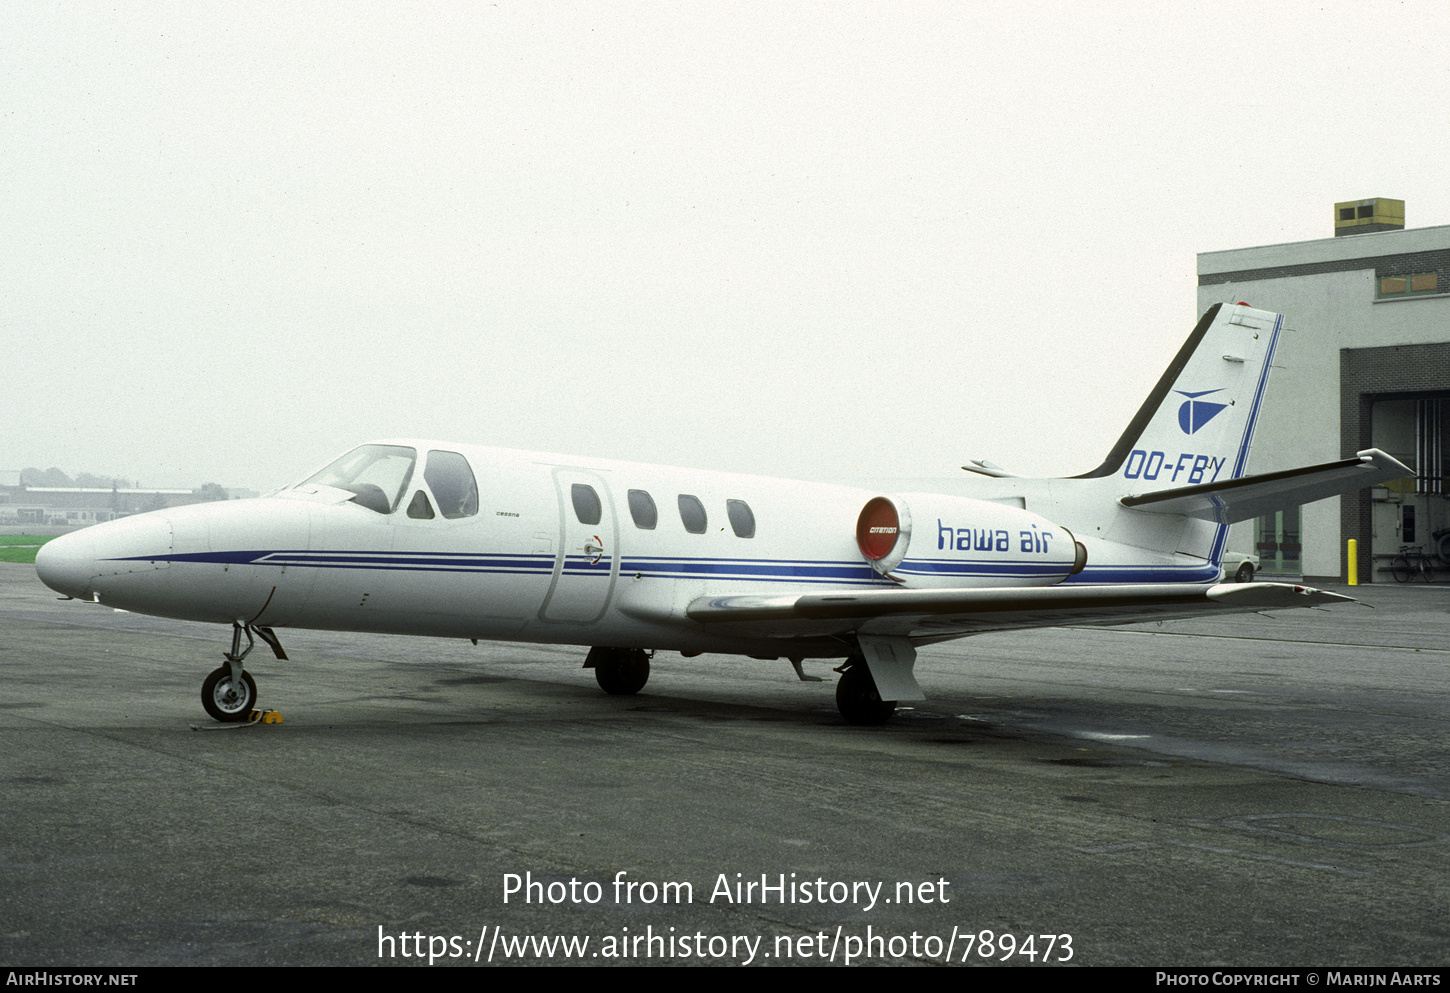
[35,529,98,599]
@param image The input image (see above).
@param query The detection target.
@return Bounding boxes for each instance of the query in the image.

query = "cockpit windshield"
[301,444,416,514]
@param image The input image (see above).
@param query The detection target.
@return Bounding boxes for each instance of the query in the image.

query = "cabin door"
[539,468,619,623]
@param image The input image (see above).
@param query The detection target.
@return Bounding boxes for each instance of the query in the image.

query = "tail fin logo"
[1176,389,1227,435]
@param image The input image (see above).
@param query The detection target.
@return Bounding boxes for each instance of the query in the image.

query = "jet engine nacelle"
[856,493,1085,589]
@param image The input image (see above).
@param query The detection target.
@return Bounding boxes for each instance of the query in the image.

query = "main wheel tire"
[835,665,897,726]
[590,647,650,695]
[202,665,257,723]
[1234,562,1254,583]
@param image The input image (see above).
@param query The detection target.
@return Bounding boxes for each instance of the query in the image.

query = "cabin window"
[301,444,416,514]
[628,489,657,529]
[726,499,755,538]
[572,483,602,525]
[406,491,435,520]
[424,450,479,519]
[678,494,707,534]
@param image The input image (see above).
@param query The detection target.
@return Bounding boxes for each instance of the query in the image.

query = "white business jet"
[36,303,1407,725]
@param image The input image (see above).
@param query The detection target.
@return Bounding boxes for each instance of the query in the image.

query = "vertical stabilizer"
[1077,302,1283,493]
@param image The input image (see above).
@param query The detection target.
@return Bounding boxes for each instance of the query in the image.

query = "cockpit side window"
[406,490,436,520]
[424,451,479,519]
[302,444,416,514]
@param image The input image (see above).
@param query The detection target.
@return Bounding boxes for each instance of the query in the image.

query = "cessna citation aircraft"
[37,303,1407,725]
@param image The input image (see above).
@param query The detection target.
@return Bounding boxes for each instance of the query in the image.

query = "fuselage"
[34,439,1218,660]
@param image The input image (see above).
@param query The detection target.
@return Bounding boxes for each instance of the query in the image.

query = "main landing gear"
[201,622,287,723]
[835,656,897,726]
[585,646,651,695]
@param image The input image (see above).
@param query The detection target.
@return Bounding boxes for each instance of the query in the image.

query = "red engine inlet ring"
[856,497,900,561]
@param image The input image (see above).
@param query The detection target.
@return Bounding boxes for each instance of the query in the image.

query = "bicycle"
[1391,544,1435,583]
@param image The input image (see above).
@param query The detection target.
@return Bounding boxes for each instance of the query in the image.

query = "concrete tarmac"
[1,562,1446,966]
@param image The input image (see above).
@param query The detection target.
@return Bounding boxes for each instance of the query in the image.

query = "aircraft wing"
[1120,449,1410,524]
[686,581,1352,643]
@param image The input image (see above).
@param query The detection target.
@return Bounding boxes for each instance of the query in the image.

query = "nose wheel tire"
[202,665,258,723]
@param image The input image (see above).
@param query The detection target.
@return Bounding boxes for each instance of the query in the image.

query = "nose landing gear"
[202,663,257,722]
[200,621,287,723]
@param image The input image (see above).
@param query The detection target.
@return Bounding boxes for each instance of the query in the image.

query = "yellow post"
[1348,538,1358,586]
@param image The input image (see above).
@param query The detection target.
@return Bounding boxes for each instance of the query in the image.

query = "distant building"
[0,479,216,526]
[1198,198,1449,583]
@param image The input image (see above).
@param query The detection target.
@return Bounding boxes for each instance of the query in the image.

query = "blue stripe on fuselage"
[109,551,1223,587]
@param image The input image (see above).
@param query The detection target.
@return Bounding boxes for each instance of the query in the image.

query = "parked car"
[1222,551,1259,583]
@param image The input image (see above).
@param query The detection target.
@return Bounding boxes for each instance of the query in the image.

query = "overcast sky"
[5,1,1447,490]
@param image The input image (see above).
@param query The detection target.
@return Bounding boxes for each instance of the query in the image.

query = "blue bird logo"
[1176,389,1227,434]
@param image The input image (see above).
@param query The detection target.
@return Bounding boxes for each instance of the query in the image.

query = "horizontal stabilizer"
[1119,449,1410,523]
